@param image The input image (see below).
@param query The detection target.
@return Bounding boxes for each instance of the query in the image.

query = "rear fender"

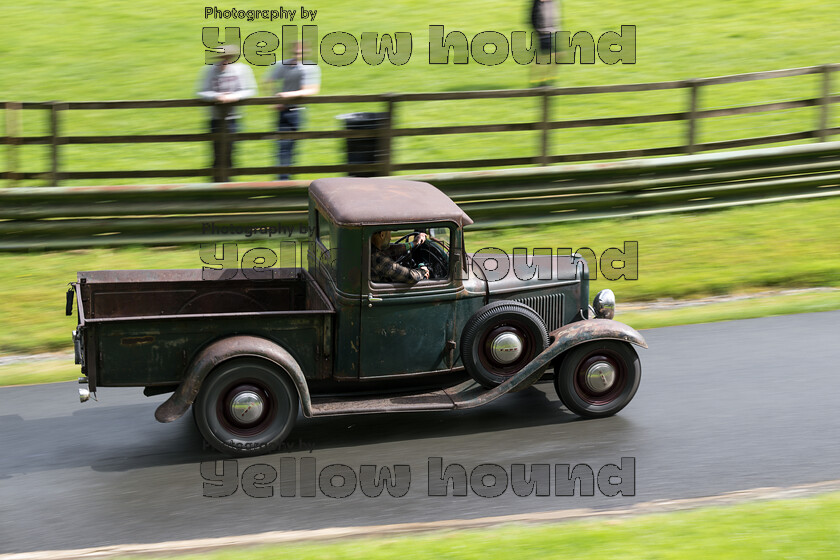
[154,335,312,423]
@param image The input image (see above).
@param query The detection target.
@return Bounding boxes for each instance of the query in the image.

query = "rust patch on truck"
[120,336,155,346]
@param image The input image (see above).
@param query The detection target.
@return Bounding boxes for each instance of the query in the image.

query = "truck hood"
[466,252,586,295]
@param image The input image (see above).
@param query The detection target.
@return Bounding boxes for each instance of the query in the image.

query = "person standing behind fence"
[264,42,321,180]
[530,0,559,87]
[196,44,257,181]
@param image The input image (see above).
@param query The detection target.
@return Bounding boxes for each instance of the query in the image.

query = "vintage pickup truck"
[68,177,646,456]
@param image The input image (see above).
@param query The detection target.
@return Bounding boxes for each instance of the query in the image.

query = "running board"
[309,389,456,416]
[309,374,553,417]
[307,375,539,417]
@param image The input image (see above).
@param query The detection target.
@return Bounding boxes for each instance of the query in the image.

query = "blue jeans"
[277,107,304,180]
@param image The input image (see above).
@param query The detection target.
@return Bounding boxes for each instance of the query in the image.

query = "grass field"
[113,490,840,559]
[3,0,839,184]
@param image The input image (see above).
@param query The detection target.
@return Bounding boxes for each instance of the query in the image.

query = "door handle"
[367,294,382,307]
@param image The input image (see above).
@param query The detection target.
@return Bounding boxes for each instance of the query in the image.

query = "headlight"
[593,289,615,319]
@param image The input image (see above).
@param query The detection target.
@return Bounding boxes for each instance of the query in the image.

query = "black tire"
[554,340,641,418]
[460,301,549,388]
[194,358,298,457]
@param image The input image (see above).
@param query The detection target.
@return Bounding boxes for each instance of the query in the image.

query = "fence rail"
[2,64,839,184]
[2,141,839,251]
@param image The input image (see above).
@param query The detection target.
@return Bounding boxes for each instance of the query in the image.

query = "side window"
[369,226,452,286]
[316,211,331,250]
[315,211,336,278]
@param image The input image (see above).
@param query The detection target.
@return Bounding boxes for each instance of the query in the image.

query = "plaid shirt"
[371,243,425,283]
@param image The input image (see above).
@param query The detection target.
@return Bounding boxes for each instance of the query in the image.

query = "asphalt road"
[2,311,840,554]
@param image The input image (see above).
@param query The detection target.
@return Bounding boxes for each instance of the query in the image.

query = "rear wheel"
[194,358,298,456]
[554,340,640,418]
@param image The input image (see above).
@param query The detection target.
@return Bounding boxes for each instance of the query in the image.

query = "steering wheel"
[394,232,449,279]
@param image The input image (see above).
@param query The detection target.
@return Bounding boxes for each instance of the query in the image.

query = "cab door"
[359,225,460,377]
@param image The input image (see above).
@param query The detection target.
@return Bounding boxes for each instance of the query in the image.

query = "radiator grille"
[514,293,564,331]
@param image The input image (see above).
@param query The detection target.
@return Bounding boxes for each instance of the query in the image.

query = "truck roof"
[309,178,474,227]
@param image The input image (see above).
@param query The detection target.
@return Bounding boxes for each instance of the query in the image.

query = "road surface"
[1,312,839,553]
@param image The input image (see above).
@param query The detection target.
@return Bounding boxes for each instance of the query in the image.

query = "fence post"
[5,102,21,187]
[381,94,396,176]
[539,88,551,166]
[216,104,230,182]
[50,101,65,186]
[686,80,700,155]
[818,64,832,142]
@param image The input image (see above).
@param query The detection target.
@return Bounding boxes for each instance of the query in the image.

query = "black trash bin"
[336,112,389,177]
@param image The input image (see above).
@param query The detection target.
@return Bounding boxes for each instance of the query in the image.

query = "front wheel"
[194,358,298,456]
[554,340,641,418]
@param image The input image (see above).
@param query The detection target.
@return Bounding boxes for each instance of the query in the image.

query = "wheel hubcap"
[583,361,616,393]
[229,390,265,425]
[489,331,524,364]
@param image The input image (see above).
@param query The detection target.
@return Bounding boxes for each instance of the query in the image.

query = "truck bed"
[74,268,334,388]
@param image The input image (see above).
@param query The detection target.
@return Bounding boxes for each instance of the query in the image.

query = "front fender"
[154,335,312,423]
[538,319,647,381]
[550,318,647,352]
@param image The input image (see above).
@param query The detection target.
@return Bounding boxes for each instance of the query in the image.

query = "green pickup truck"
[69,177,646,456]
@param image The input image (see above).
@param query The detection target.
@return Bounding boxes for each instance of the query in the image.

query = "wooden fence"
[3,141,839,250]
[2,64,839,185]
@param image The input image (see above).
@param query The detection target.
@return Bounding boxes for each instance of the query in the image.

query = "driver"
[370,230,430,283]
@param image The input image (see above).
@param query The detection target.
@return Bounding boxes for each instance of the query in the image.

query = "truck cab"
[308,178,476,379]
